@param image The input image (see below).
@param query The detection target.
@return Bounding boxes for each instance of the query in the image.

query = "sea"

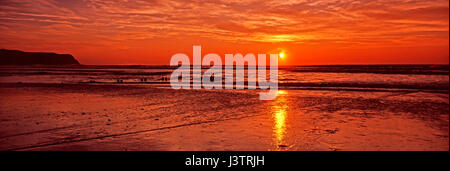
[0,65,448,93]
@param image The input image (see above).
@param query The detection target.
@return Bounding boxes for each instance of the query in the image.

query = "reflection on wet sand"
[272,90,289,150]
[0,84,448,151]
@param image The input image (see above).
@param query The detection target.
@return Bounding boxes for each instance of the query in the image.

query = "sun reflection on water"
[271,90,289,150]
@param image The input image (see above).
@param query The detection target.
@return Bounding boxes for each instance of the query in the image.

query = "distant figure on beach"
[161,75,168,82]
[140,78,147,82]
[117,79,123,83]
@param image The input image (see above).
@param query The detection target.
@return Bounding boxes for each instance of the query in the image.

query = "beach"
[0,71,448,150]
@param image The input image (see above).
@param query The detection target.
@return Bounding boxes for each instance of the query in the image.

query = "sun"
[279,52,285,59]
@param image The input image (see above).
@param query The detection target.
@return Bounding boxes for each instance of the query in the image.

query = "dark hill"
[0,49,80,65]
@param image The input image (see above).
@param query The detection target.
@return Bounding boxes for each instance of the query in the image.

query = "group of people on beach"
[114,75,168,84]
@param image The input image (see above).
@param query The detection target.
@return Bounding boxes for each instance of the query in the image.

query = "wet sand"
[0,83,448,151]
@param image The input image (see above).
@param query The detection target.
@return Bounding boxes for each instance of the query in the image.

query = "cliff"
[0,49,80,65]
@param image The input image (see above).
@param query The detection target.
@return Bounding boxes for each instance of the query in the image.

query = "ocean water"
[0,65,448,92]
[0,65,448,151]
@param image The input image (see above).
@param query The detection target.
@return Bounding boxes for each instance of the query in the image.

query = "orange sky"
[0,0,448,65]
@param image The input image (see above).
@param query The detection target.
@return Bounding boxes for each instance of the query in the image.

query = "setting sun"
[279,52,285,59]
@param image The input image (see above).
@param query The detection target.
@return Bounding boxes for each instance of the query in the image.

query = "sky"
[0,0,448,65]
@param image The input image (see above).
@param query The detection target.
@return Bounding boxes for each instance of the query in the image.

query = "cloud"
[0,0,448,52]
